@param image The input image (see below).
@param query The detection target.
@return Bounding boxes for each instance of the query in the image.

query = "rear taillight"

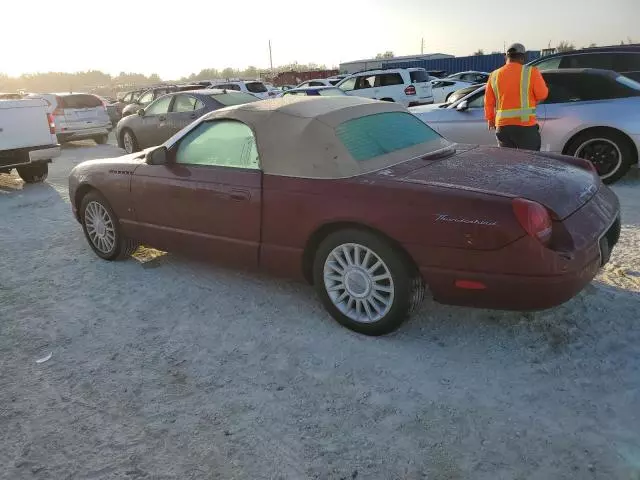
[47,113,56,134]
[404,85,416,95]
[53,107,64,117]
[512,198,552,245]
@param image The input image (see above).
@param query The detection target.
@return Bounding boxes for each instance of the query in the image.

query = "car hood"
[395,145,600,220]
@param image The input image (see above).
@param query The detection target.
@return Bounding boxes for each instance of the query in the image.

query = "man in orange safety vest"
[485,43,549,151]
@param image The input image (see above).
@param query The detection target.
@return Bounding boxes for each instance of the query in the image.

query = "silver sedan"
[411,69,640,183]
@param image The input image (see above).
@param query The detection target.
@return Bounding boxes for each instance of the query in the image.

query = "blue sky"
[1,0,637,79]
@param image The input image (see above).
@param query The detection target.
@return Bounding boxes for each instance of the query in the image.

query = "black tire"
[565,129,635,184]
[120,129,139,154]
[79,190,138,261]
[312,229,423,336]
[16,162,48,183]
[94,134,108,145]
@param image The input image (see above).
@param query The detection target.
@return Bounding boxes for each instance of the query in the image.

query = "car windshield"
[336,112,448,161]
[616,75,640,91]
[211,92,259,105]
[245,82,267,93]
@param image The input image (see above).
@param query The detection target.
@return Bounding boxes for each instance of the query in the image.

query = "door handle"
[229,189,249,201]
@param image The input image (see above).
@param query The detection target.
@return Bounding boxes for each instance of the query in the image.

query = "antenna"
[269,40,274,73]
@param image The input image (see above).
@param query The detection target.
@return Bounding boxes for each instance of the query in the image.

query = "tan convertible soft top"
[197,96,444,178]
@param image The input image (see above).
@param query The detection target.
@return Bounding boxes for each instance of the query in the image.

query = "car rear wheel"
[121,129,139,154]
[566,130,635,184]
[80,191,138,261]
[313,229,424,336]
[94,135,108,145]
[16,162,48,183]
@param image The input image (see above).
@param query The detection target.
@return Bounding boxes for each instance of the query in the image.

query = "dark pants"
[496,124,541,151]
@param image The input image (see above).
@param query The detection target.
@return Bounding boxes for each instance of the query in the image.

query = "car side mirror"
[137,108,145,117]
[147,146,168,165]
[456,100,469,112]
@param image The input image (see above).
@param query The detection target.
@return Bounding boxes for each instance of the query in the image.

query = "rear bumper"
[58,126,110,141]
[0,144,60,168]
[408,97,434,107]
[29,145,61,162]
[421,256,601,311]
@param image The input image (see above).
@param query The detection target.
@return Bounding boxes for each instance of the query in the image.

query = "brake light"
[404,85,416,95]
[512,198,552,245]
[53,107,64,117]
[46,113,56,134]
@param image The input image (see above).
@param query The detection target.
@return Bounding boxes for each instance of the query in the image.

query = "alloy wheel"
[84,201,116,254]
[323,243,395,323]
[574,138,622,180]
[123,131,134,154]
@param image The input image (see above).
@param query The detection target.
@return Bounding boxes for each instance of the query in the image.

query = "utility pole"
[269,40,274,73]
[421,38,424,55]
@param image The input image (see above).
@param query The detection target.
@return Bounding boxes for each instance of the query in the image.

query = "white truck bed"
[0,99,56,150]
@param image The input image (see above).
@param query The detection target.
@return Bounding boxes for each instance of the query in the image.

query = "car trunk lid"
[397,145,599,219]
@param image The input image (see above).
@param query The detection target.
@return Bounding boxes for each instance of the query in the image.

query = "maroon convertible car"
[69,96,620,336]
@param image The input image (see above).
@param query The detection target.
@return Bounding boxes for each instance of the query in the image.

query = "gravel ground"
[1,138,639,480]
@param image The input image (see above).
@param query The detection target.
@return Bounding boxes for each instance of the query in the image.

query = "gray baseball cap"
[507,43,526,54]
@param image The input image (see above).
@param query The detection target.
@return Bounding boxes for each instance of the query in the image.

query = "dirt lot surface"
[1,138,639,480]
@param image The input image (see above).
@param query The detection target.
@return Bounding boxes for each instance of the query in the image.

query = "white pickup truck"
[0,98,61,183]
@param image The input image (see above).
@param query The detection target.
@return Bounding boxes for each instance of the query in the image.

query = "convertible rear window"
[211,92,259,105]
[336,112,441,161]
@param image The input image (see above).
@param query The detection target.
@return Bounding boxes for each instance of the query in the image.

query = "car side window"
[533,57,562,71]
[298,81,310,88]
[560,53,613,70]
[138,91,154,105]
[172,95,197,112]
[467,91,485,108]
[613,53,640,73]
[339,77,356,91]
[355,75,376,90]
[541,75,583,103]
[145,96,173,115]
[309,81,325,86]
[378,73,403,86]
[175,120,259,169]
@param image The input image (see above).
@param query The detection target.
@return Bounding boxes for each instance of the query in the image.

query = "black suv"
[528,44,640,81]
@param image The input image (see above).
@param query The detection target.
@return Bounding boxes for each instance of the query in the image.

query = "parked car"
[444,84,485,105]
[427,70,448,79]
[431,79,474,103]
[69,96,619,336]
[121,85,207,117]
[336,68,434,107]
[116,89,259,154]
[26,92,111,144]
[0,92,23,100]
[296,78,342,88]
[529,44,640,81]
[96,95,121,126]
[446,71,490,83]
[210,80,272,99]
[411,69,640,183]
[0,97,60,182]
[281,86,346,97]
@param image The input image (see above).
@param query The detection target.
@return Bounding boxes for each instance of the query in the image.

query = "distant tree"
[243,66,258,79]
[221,67,237,79]
[148,73,161,83]
[556,41,575,52]
[375,51,394,59]
[620,37,635,45]
[473,49,485,56]
[490,50,502,54]
[587,43,598,48]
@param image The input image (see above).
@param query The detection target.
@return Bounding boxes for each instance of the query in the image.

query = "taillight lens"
[404,85,416,95]
[512,198,552,245]
[47,113,56,134]
[53,107,64,117]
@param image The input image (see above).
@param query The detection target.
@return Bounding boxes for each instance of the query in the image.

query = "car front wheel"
[80,191,138,260]
[313,229,424,336]
[121,129,139,154]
